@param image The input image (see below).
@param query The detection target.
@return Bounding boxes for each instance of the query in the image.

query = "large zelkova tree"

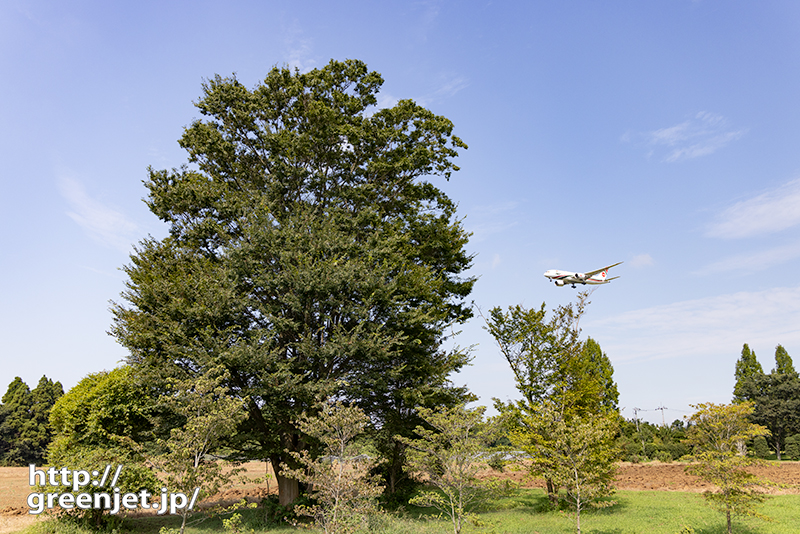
[685,402,774,534]
[484,292,620,506]
[0,376,63,465]
[110,59,475,505]
[735,345,800,459]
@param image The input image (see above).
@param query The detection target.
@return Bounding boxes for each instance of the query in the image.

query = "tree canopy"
[110,59,475,504]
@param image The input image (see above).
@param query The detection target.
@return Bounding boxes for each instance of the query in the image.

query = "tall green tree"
[773,344,797,377]
[0,376,63,465]
[111,59,474,505]
[485,292,620,505]
[733,343,763,402]
[736,371,800,460]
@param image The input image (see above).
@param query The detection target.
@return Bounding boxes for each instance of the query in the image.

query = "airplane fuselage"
[543,270,609,286]
[543,262,622,287]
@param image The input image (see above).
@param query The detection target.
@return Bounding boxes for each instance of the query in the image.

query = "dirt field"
[3,461,799,532]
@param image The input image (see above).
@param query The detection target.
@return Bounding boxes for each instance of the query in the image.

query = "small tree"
[399,404,505,534]
[282,401,382,534]
[685,402,774,534]
[511,401,617,534]
[151,367,247,534]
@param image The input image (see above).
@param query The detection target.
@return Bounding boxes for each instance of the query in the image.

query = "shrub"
[785,435,800,460]
[656,451,673,463]
[752,436,770,459]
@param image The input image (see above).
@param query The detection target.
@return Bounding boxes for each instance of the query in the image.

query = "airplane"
[544,262,623,288]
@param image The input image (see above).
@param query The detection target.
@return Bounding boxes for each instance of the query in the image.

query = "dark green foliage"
[111,59,474,505]
[0,375,63,465]
[751,435,770,459]
[736,367,800,460]
[785,434,800,460]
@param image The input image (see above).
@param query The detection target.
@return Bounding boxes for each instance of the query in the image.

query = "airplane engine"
[575,272,587,280]
[555,280,565,286]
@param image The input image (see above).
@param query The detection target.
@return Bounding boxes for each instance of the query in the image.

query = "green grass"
[18,490,800,534]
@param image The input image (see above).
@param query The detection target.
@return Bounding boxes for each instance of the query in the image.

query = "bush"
[656,451,673,463]
[752,436,770,459]
[785,435,800,460]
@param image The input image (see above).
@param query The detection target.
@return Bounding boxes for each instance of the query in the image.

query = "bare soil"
[3,461,799,532]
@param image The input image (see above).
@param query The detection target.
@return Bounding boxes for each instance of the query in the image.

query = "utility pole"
[655,405,668,427]
[633,407,645,457]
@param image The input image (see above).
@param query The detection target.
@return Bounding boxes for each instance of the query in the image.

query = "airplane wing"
[584,262,623,278]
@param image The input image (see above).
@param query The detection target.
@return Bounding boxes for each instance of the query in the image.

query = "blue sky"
[3,1,800,425]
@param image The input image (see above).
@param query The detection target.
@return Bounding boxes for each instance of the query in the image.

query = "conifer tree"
[733,344,763,402]
[0,376,62,465]
[773,344,797,378]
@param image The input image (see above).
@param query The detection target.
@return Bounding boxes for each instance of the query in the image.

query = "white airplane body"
[544,262,622,288]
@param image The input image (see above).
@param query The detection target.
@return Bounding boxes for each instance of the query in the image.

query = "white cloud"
[433,74,469,99]
[586,286,800,364]
[706,178,800,239]
[634,112,747,162]
[58,175,140,253]
[630,253,654,268]
[281,21,316,73]
[693,241,800,276]
[491,254,501,269]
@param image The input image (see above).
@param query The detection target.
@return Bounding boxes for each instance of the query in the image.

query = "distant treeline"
[618,343,800,463]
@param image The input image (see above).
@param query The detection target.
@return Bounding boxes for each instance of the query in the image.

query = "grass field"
[13,489,800,534]
[5,462,800,534]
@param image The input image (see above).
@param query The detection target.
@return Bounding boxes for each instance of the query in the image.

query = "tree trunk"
[271,455,300,506]
[276,470,300,506]
[726,508,732,534]
[546,478,558,507]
